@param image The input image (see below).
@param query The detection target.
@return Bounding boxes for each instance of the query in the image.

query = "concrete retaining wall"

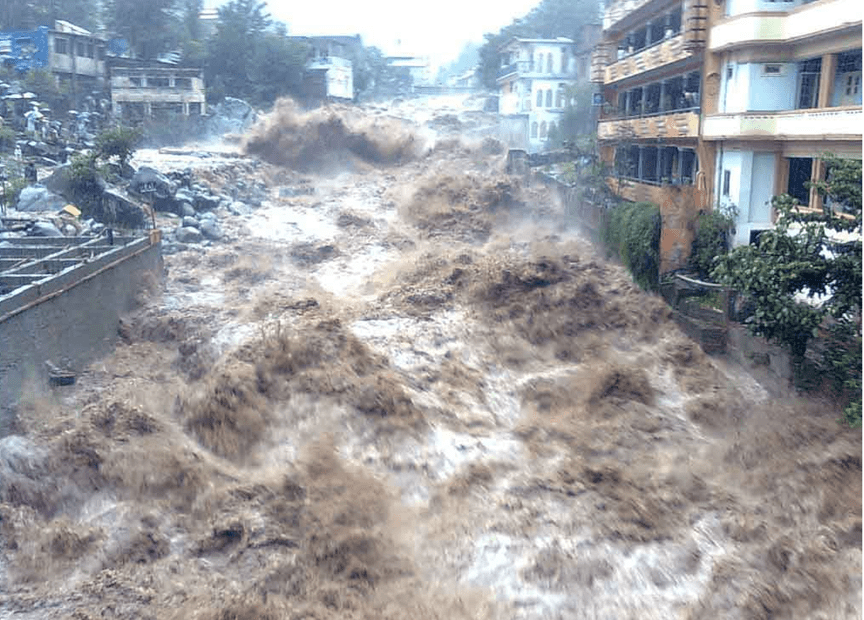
[0,236,163,411]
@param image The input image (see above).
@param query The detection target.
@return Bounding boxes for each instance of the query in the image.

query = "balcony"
[598,110,700,140]
[603,0,654,31]
[497,60,578,82]
[709,0,860,51]
[604,34,691,84]
[308,56,351,70]
[702,107,862,141]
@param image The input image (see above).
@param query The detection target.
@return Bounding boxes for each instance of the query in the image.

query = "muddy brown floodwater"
[0,96,860,620]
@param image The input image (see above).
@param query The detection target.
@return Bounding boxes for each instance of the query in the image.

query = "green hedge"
[602,201,661,290]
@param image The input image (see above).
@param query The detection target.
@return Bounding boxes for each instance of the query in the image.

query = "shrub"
[96,126,143,168]
[690,205,736,280]
[603,201,661,290]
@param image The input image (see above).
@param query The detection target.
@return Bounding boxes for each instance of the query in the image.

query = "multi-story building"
[702,0,861,245]
[290,36,360,103]
[0,21,108,105]
[497,36,587,152]
[108,60,207,121]
[591,0,710,273]
[592,0,862,271]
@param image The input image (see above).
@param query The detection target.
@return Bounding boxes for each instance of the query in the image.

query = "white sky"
[205,0,543,66]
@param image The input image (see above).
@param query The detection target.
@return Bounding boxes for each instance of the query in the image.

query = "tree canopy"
[712,156,862,425]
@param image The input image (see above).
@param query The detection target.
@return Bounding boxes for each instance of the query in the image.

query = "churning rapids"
[0,96,859,620]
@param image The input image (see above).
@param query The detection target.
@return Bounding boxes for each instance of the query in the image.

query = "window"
[726,64,734,80]
[149,76,170,88]
[129,77,141,88]
[536,89,543,107]
[545,89,552,107]
[531,122,538,138]
[77,41,85,57]
[175,77,192,90]
[97,46,105,60]
[641,147,658,183]
[547,54,552,73]
[556,85,567,108]
[681,150,697,184]
[54,38,68,55]
[762,64,784,76]
[536,53,543,72]
[722,170,731,196]
[540,121,547,139]
[787,158,813,205]
[797,57,821,109]
[548,122,557,137]
[87,42,94,58]
[189,102,202,116]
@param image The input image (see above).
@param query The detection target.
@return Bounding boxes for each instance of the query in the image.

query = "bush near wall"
[602,200,661,290]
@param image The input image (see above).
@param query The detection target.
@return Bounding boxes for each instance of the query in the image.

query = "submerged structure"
[0,232,163,408]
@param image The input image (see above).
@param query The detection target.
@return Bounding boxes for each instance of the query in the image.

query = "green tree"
[96,125,142,169]
[33,0,100,31]
[105,0,180,59]
[713,156,862,425]
[205,0,270,102]
[247,27,309,105]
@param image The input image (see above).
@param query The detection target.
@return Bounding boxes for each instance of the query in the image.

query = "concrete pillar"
[818,53,837,108]
[809,158,826,212]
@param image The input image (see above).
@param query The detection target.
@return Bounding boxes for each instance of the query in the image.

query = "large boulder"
[95,188,150,229]
[205,97,257,137]
[15,186,67,213]
[128,166,180,214]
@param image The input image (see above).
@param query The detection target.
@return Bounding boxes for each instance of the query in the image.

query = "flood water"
[0,95,859,620]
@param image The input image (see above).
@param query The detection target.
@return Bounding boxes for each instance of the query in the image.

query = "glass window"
[797,58,822,109]
[531,122,538,138]
[536,89,543,107]
[545,90,552,107]
[54,38,68,55]
[540,121,547,139]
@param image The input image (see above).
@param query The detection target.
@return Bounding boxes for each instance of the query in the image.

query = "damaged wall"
[0,235,163,423]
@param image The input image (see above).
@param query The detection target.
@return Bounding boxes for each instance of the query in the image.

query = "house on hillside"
[108,59,206,122]
[591,0,862,273]
[0,21,108,105]
[289,35,360,104]
[497,32,598,153]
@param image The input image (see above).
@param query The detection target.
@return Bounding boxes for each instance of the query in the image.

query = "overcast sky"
[204,0,542,66]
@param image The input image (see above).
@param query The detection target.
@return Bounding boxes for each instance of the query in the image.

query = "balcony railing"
[702,107,863,140]
[710,0,860,50]
[497,60,578,80]
[604,34,690,84]
[598,110,700,140]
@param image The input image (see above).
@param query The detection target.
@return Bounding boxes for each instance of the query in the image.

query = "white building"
[496,37,583,153]
[701,0,862,246]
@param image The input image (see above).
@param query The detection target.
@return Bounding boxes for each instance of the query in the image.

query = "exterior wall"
[500,115,529,150]
[717,149,777,246]
[711,0,861,50]
[48,32,106,78]
[608,178,703,272]
[725,0,809,16]
[0,237,163,407]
